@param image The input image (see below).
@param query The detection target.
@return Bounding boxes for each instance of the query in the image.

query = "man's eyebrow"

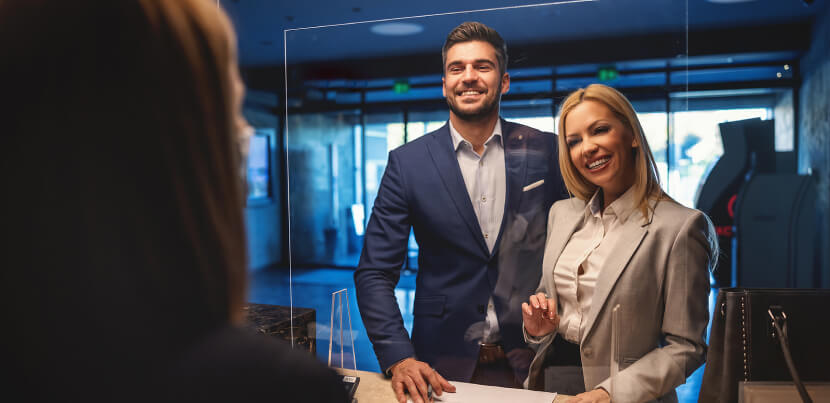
[447,58,497,66]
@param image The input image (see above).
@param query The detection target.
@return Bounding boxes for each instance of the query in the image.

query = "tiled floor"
[249,267,716,402]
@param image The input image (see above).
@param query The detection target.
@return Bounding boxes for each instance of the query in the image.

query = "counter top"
[336,369,572,403]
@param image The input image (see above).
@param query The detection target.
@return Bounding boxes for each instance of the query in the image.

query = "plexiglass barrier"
[223,0,739,397]
[280,0,689,379]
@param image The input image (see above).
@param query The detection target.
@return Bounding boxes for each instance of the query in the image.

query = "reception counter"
[337,369,573,403]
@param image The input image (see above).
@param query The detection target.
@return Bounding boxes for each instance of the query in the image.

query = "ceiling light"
[370,22,424,36]
[777,72,783,78]
[706,0,758,3]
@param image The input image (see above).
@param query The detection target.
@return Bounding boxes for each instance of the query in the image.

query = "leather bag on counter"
[699,288,830,403]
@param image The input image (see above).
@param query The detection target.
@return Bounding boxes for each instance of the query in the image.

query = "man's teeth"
[588,157,610,169]
[461,90,482,95]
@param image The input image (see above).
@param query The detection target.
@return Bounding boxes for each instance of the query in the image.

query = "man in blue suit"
[354,22,566,402]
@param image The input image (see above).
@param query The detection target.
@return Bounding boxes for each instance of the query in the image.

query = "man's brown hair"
[442,21,508,74]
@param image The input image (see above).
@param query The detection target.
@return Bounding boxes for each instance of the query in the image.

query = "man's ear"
[500,72,510,95]
[442,76,447,98]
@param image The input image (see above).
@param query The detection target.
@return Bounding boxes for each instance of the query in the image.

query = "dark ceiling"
[221,0,825,67]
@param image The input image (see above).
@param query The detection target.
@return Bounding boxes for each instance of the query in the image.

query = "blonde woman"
[521,84,717,403]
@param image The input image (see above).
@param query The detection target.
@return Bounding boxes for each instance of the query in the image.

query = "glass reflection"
[287,110,361,267]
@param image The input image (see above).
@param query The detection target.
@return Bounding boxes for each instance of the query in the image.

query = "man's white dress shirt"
[449,120,506,344]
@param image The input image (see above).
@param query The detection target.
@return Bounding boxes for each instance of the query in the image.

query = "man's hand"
[522,292,560,337]
[389,358,456,403]
[567,388,610,403]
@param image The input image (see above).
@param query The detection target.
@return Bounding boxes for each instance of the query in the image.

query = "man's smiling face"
[442,40,510,122]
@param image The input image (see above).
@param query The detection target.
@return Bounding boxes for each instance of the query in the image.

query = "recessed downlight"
[706,0,758,3]
[370,22,424,36]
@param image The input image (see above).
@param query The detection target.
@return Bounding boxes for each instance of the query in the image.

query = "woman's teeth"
[588,157,610,169]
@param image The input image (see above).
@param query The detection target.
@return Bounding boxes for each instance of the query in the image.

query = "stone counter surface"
[243,303,316,354]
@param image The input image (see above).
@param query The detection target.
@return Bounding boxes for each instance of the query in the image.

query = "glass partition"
[217,0,813,399]
[280,0,691,378]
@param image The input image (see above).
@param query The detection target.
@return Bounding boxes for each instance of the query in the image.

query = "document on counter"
[407,382,557,403]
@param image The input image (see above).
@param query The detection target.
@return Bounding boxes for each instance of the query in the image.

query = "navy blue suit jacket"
[354,119,566,382]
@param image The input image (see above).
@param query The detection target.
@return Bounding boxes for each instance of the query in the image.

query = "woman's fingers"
[535,292,548,310]
[524,293,561,338]
[546,298,557,319]
[528,294,539,309]
[522,302,533,316]
[526,294,558,320]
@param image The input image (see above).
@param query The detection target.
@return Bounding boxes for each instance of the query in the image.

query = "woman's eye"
[593,126,609,134]
[566,139,580,148]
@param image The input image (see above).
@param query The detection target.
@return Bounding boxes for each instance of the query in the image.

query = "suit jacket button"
[582,346,593,358]
[477,304,486,314]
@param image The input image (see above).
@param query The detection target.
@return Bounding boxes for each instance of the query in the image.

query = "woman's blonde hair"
[557,84,667,218]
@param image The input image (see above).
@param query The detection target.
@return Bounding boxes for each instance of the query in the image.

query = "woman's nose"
[581,139,598,156]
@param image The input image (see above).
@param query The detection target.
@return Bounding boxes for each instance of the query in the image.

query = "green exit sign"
[597,66,619,81]
[393,80,410,94]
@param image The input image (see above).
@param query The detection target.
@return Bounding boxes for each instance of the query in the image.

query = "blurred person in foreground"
[522,84,717,403]
[0,1,346,401]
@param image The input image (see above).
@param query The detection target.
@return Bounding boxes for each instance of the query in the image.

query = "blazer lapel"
[426,124,489,256]
[527,200,584,390]
[580,212,650,345]
[546,200,587,273]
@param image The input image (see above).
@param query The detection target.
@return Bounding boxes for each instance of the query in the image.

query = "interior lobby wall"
[799,1,830,287]
[243,90,282,270]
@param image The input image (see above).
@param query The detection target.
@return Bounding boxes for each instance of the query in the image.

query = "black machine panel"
[734,174,817,288]
[696,117,818,288]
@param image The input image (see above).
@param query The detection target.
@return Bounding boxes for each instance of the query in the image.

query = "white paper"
[407,382,558,403]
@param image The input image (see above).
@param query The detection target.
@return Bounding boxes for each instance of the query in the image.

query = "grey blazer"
[524,197,716,403]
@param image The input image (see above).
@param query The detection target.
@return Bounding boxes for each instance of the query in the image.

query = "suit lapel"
[580,212,650,345]
[546,200,586,274]
[426,124,489,256]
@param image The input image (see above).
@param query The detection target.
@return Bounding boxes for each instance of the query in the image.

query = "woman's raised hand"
[522,292,560,337]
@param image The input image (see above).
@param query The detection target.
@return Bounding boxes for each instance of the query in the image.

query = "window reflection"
[364,112,404,216]
[283,92,789,266]
[670,108,770,207]
[286,110,361,267]
[247,129,273,200]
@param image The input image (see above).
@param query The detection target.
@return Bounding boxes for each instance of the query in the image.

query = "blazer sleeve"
[522,202,561,346]
[597,211,715,402]
[353,149,415,373]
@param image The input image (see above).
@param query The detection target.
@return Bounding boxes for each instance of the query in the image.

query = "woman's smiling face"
[564,99,638,200]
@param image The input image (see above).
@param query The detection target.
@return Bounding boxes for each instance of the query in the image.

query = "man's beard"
[447,84,502,122]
